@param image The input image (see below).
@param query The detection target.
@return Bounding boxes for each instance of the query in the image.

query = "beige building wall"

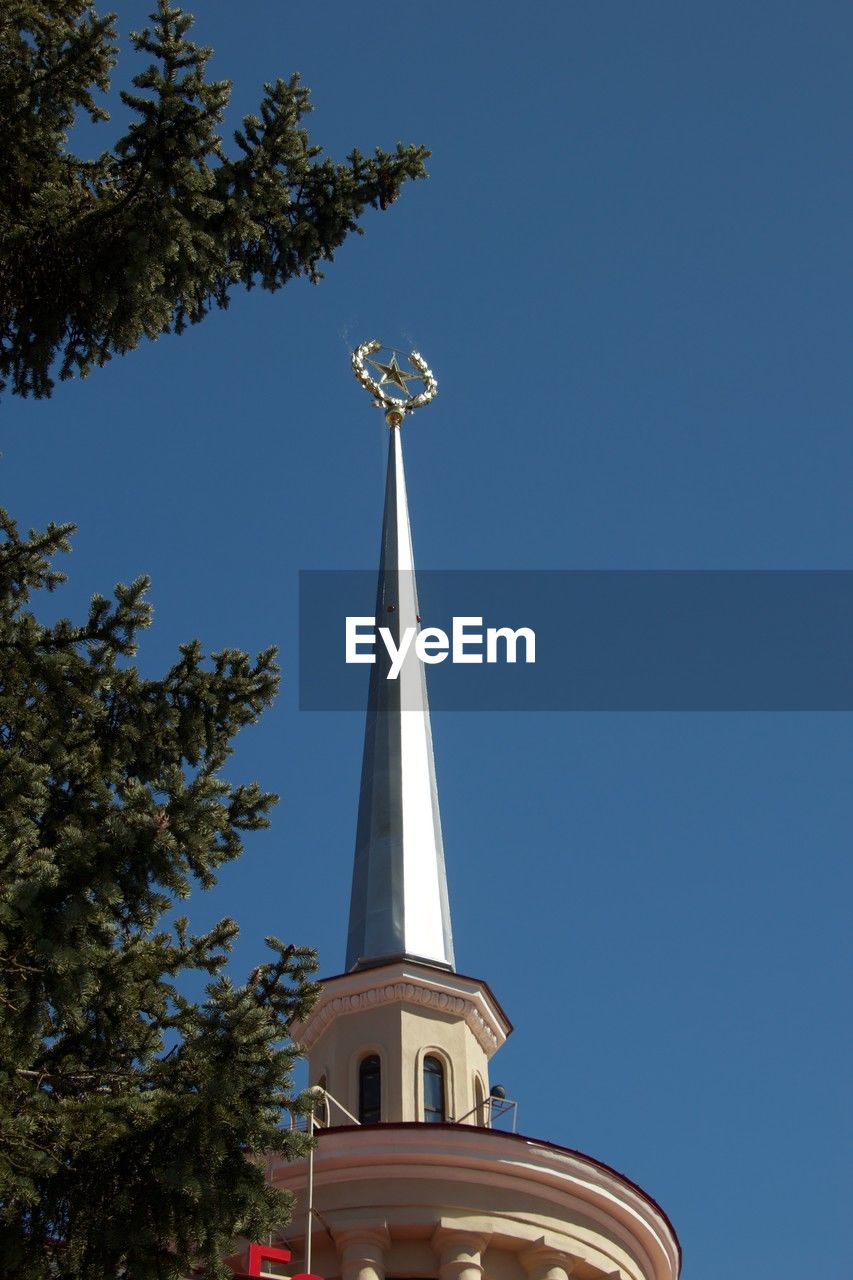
[293,960,510,1126]
[308,1001,492,1125]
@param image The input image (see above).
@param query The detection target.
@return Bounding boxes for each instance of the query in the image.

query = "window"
[359,1054,381,1125]
[423,1055,446,1123]
[474,1075,486,1127]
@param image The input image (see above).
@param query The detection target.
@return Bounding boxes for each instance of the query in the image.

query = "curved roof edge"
[313,1121,681,1269]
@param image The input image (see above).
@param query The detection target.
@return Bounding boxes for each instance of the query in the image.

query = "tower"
[257,345,680,1280]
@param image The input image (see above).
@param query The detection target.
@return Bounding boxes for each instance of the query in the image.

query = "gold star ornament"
[351,340,438,428]
[367,353,423,395]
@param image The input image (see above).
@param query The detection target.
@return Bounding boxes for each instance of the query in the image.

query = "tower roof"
[345,421,455,972]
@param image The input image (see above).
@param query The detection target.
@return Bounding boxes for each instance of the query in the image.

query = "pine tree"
[0,2,429,399]
[0,510,320,1279]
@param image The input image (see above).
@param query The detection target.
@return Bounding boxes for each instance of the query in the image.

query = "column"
[432,1227,491,1280]
[337,1226,391,1280]
[521,1243,575,1280]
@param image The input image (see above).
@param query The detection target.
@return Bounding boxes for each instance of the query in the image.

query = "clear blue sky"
[5,3,851,1276]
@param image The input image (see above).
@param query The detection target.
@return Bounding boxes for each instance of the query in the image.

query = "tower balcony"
[263,1122,680,1280]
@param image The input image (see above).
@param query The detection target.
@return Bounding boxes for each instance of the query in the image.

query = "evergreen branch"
[0,1,429,399]
[0,514,319,1274]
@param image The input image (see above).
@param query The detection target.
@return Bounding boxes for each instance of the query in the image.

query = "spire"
[346,345,453,973]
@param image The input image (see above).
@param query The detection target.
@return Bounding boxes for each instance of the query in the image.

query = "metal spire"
[346,342,454,973]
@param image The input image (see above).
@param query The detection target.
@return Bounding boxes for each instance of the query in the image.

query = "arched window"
[474,1075,486,1127]
[358,1054,381,1125]
[423,1055,446,1123]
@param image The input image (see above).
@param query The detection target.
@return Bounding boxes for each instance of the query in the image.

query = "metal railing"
[285,1089,519,1134]
[452,1093,518,1132]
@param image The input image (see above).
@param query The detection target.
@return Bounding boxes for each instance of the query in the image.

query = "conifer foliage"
[0,511,320,1279]
[0,2,430,399]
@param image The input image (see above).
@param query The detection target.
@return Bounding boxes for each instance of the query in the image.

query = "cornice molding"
[293,964,509,1058]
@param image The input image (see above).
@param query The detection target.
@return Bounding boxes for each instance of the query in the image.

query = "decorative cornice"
[293,965,509,1058]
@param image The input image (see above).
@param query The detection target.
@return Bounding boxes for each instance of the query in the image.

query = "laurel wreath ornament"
[351,339,438,426]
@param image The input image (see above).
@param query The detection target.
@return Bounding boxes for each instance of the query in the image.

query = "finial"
[352,339,438,428]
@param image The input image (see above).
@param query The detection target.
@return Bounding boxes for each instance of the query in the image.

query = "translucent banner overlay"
[298,571,853,711]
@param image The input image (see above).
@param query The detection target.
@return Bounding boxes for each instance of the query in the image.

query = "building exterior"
[253,367,680,1280]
